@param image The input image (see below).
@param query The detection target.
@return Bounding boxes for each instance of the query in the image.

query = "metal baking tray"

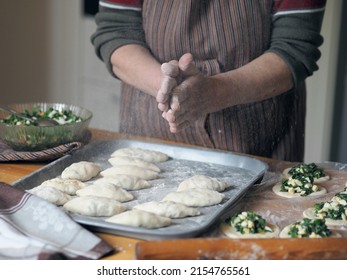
[12,139,268,240]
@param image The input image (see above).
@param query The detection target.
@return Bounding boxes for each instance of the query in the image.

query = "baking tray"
[12,139,268,240]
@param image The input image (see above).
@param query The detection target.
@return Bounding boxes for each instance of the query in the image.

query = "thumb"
[178,53,200,77]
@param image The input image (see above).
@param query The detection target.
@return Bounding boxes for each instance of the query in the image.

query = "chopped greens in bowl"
[2,106,83,126]
[0,103,92,151]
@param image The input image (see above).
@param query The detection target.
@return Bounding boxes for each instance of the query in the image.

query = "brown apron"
[119,0,305,161]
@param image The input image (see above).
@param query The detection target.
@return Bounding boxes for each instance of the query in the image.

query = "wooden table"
[1,128,347,260]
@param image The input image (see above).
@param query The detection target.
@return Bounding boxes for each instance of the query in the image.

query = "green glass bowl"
[0,102,93,151]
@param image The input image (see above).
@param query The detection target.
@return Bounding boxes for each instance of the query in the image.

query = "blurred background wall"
[0,0,122,133]
[0,1,50,103]
[0,0,346,163]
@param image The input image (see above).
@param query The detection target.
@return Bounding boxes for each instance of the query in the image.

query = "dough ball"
[101,165,159,180]
[162,188,225,207]
[133,201,200,218]
[93,175,151,191]
[108,156,160,172]
[61,161,101,181]
[39,178,85,195]
[63,196,126,217]
[28,185,72,206]
[111,147,169,163]
[76,183,134,202]
[177,175,228,192]
[106,209,171,229]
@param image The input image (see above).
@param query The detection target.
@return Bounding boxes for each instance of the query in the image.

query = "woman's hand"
[164,53,216,133]
[156,60,180,118]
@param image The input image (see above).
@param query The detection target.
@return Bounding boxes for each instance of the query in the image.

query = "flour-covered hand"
[156,60,179,115]
[165,53,215,133]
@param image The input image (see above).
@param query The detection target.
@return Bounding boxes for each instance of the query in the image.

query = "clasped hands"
[156,53,213,133]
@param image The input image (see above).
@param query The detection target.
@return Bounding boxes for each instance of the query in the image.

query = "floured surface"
[211,161,347,241]
[12,140,267,240]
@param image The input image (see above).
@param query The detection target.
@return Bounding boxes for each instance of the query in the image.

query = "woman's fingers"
[156,76,176,103]
[161,60,179,77]
[165,106,189,129]
[168,119,191,133]
[157,102,169,112]
[156,60,179,109]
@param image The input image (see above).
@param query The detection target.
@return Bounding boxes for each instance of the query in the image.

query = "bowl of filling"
[0,102,93,151]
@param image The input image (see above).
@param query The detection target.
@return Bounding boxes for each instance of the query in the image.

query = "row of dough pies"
[28,147,230,229]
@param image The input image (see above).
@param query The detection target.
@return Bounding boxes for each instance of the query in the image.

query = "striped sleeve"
[273,0,326,16]
[268,0,327,88]
[91,0,145,77]
[99,0,142,11]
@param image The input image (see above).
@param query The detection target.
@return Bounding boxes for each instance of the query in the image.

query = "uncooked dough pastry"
[111,147,169,163]
[303,187,347,226]
[39,178,86,195]
[272,182,327,198]
[63,196,126,217]
[105,209,171,229]
[28,186,72,206]
[177,175,228,192]
[220,222,280,239]
[61,161,101,181]
[101,165,159,180]
[133,201,201,218]
[93,175,151,191]
[279,223,341,238]
[108,156,160,172]
[162,189,225,207]
[303,207,347,226]
[76,183,134,202]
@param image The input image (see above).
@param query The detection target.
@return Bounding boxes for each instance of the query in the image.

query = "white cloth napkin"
[0,182,113,259]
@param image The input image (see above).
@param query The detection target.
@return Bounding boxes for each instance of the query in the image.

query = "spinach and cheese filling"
[1,106,82,126]
[313,188,347,220]
[335,187,347,201]
[226,211,272,234]
[280,173,319,196]
[288,163,326,181]
[288,218,331,238]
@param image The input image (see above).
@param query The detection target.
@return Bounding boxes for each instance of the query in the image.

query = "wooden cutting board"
[135,237,347,260]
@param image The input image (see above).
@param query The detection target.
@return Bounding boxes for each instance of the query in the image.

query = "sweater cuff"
[265,49,308,90]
